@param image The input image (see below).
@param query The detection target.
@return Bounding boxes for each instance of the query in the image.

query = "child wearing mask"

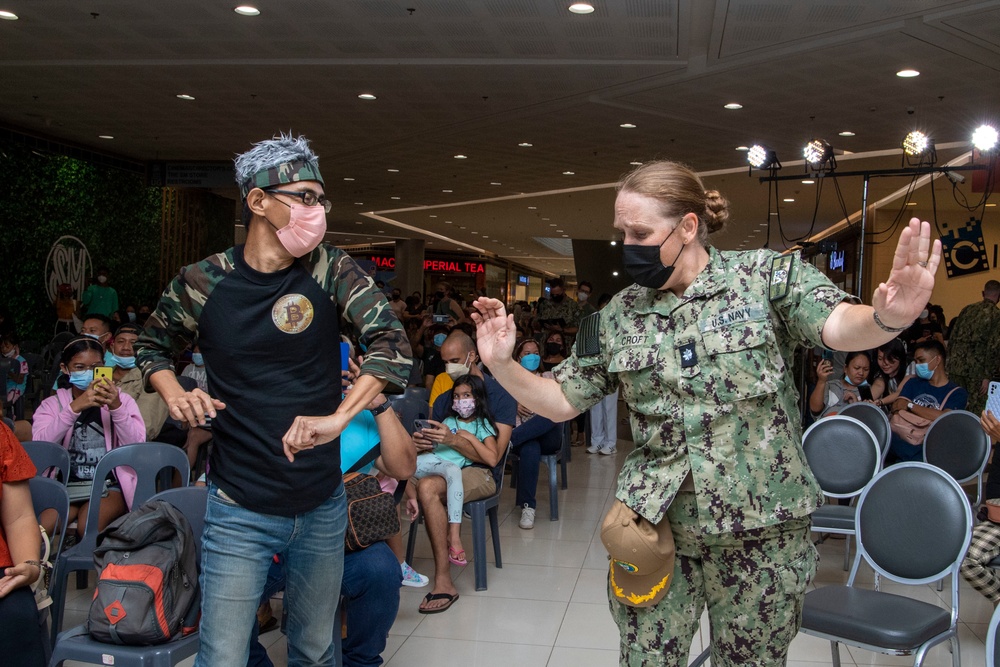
[409,374,497,567]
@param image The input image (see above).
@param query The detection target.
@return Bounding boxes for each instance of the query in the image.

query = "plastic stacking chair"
[839,402,892,463]
[23,440,70,483]
[407,445,511,591]
[799,462,972,667]
[802,415,881,571]
[49,486,208,667]
[988,602,1000,667]
[387,394,429,435]
[48,443,190,644]
[923,410,991,508]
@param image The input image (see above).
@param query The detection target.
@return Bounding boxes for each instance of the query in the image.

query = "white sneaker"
[599,446,617,456]
[401,561,429,587]
[586,443,601,454]
[519,504,536,529]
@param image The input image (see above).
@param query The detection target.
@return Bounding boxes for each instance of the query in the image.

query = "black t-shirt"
[199,246,342,516]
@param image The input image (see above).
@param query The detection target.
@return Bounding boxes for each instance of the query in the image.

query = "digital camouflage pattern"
[946,299,1000,416]
[554,246,855,533]
[238,159,324,199]
[536,295,581,344]
[135,244,411,391]
[610,491,817,666]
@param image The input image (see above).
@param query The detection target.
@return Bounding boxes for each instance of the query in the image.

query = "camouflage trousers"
[951,374,985,417]
[609,490,818,667]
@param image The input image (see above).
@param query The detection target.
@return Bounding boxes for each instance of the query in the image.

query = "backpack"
[88,499,200,645]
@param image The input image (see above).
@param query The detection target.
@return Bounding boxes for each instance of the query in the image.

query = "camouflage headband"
[239,160,324,199]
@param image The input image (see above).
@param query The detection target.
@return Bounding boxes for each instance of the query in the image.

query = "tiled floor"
[58,440,993,666]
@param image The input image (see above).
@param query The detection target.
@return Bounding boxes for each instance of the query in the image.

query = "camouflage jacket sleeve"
[134,252,231,391]
[767,250,858,348]
[315,246,412,392]
[552,310,615,413]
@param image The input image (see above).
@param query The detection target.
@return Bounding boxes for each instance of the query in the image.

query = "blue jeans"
[511,416,562,509]
[248,541,402,667]
[195,482,347,667]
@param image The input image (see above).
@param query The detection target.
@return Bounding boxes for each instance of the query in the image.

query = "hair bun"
[703,190,730,233]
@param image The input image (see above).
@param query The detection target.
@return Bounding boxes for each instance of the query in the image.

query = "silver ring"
[918,261,928,268]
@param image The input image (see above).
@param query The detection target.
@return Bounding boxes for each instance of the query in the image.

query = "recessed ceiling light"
[354,202,364,205]
[343,177,354,181]
[839,131,856,137]
[355,221,363,225]
[377,230,385,234]
[986,203,997,207]
[429,215,437,218]
[556,229,564,233]
[518,142,532,147]
[735,146,749,151]
[471,231,478,234]
[801,179,815,184]
[724,103,743,110]
[568,3,595,14]
[528,206,537,210]
[387,168,399,173]
[490,182,501,185]
[459,226,465,229]
[98,135,114,139]
[562,171,575,175]
[783,198,795,202]
[630,161,643,166]
[176,94,195,101]
[358,93,377,100]
[896,69,920,78]
[549,223,557,227]
[234,6,260,16]
[482,235,489,238]
[561,234,569,238]
[0,10,18,19]
[610,241,617,246]
[445,220,453,224]
[442,189,452,193]
[541,217,550,221]
[612,271,619,276]
[454,154,467,159]
[390,196,400,200]
[906,202,917,206]
[620,123,637,129]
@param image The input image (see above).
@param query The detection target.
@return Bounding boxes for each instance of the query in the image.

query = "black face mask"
[435,291,445,299]
[545,342,562,356]
[551,293,564,303]
[622,223,686,289]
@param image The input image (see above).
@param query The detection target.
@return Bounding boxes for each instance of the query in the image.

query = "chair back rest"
[149,486,208,563]
[29,476,70,551]
[492,443,513,495]
[923,410,990,484]
[988,602,1000,667]
[856,462,972,584]
[838,402,891,460]
[23,440,71,483]
[388,395,429,435]
[79,442,191,552]
[802,415,880,497]
[403,385,430,406]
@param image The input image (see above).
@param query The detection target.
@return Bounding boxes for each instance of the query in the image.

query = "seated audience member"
[809,351,871,418]
[869,338,908,406]
[413,332,515,613]
[960,412,1000,605]
[2,333,28,417]
[248,382,417,667]
[0,421,46,666]
[110,323,171,442]
[903,307,944,347]
[177,344,214,471]
[433,282,466,324]
[509,339,563,529]
[429,331,478,407]
[181,344,208,392]
[32,337,145,540]
[887,340,967,463]
[419,321,450,389]
[540,331,567,373]
[587,293,619,456]
[79,313,115,365]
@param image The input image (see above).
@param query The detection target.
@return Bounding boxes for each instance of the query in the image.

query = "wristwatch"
[369,401,391,417]
[907,401,915,412]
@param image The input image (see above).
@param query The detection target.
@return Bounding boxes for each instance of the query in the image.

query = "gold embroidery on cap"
[609,562,671,605]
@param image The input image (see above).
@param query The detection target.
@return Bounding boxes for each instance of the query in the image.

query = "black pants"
[0,586,46,667]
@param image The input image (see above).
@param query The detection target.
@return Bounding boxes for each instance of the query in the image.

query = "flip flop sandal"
[419,592,459,614]
[448,546,468,566]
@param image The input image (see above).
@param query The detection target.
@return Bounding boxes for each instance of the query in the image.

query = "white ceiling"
[2,0,999,277]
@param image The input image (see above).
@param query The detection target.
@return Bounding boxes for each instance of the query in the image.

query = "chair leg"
[949,633,960,667]
[49,566,68,646]
[75,570,87,589]
[560,455,568,490]
[489,506,502,568]
[936,574,945,592]
[471,504,488,591]
[843,534,851,572]
[830,641,842,667]
[547,456,559,521]
[510,456,518,490]
[405,513,421,564]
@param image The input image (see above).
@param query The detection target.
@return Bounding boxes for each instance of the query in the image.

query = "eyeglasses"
[266,189,332,213]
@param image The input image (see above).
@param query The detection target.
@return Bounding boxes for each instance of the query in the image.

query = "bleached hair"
[233,131,319,186]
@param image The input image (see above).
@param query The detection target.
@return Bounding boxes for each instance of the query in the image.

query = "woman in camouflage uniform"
[472,160,942,666]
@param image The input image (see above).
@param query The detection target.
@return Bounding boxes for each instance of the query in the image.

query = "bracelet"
[873,310,910,333]
[22,560,41,569]
[369,401,391,417]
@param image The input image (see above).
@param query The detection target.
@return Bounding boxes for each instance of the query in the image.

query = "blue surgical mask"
[519,354,541,372]
[192,353,204,366]
[110,353,135,369]
[127,312,137,322]
[433,333,447,347]
[843,375,869,387]
[82,333,100,341]
[915,362,934,380]
[69,370,94,390]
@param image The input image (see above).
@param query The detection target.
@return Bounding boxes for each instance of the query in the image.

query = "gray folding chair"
[799,462,972,667]
[23,440,71,484]
[923,410,991,508]
[48,443,190,644]
[839,402,892,463]
[802,415,881,571]
[49,486,208,667]
[988,602,1000,667]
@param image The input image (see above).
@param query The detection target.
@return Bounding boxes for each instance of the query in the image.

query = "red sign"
[370,256,485,274]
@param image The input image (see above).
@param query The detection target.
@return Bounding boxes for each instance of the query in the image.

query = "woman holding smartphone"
[809,350,872,418]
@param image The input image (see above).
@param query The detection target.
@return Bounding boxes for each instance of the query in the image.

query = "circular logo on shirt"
[272,294,314,334]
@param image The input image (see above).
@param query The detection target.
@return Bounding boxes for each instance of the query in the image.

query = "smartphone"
[340,341,351,373]
[987,382,1000,418]
[821,349,835,361]
[413,419,435,432]
[93,366,113,383]
[432,314,450,324]
[858,385,873,401]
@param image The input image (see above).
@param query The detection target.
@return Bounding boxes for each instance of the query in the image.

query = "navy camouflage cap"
[239,159,324,199]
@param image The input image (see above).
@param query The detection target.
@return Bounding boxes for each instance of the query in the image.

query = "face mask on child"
[452,397,476,419]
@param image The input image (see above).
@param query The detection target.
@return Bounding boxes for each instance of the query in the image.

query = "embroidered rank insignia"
[769,254,793,302]
[679,342,697,368]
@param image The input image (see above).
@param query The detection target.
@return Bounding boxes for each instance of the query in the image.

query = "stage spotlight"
[747,145,780,170]
[973,125,998,152]
[902,131,931,156]
[803,139,835,171]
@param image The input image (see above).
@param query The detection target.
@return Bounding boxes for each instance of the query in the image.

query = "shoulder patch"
[769,254,793,302]
[575,311,602,357]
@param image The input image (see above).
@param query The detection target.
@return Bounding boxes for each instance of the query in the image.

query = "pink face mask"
[272,201,327,257]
